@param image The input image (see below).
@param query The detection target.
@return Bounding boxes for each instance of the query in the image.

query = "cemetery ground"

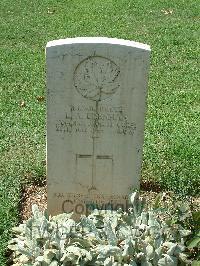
[0,0,199,265]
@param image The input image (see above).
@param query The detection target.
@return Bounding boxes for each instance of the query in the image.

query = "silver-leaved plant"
[8,192,191,266]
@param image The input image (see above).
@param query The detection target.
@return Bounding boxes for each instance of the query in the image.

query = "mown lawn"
[0,0,199,264]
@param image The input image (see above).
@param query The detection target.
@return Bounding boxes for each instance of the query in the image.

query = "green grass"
[0,0,199,264]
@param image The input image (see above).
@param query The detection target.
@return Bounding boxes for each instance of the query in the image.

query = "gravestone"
[46,37,150,216]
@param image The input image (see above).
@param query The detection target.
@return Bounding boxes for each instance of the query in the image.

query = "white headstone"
[46,37,150,216]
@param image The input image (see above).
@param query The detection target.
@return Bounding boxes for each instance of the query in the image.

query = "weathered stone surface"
[46,37,150,216]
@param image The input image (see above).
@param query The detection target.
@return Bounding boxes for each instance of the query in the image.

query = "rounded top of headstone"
[46,37,151,51]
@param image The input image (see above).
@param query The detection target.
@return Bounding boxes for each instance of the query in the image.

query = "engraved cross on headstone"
[75,101,113,194]
[73,56,120,194]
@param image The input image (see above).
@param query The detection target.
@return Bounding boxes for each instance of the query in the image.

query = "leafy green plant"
[8,192,191,265]
[186,211,200,264]
[150,193,200,264]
